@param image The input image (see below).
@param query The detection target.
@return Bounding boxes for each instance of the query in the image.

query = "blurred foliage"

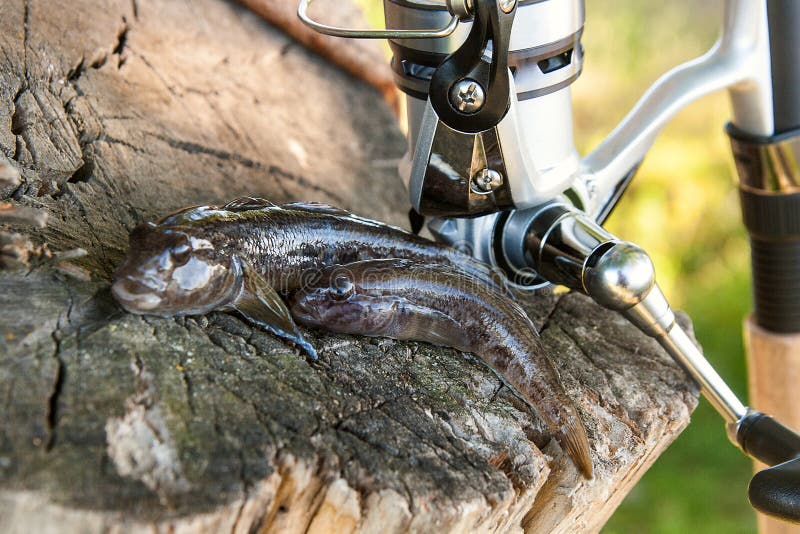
[576,1,754,532]
[354,0,384,28]
[358,0,757,531]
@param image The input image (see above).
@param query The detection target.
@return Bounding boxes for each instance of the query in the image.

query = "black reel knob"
[737,411,800,522]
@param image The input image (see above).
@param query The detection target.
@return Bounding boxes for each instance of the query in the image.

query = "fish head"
[289,270,397,336]
[112,222,242,316]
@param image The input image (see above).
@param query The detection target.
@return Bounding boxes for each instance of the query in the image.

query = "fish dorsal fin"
[282,201,352,216]
[156,205,206,224]
[231,263,318,360]
[285,202,410,232]
[222,197,276,212]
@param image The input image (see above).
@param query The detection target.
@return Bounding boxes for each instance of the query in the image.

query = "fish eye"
[171,242,191,264]
[331,274,354,300]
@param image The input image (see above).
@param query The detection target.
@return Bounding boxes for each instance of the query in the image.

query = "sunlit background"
[576,1,754,532]
[358,0,754,531]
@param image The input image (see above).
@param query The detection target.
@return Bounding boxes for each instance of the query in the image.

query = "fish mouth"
[111,276,163,313]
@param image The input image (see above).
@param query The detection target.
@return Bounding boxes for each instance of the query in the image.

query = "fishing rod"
[298,0,800,522]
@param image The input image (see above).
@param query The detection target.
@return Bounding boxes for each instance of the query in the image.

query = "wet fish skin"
[289,258,593,478]
[111,221,244,316]
[112,197,505,359]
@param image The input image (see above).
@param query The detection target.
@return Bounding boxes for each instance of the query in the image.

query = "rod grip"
[739,184,800,332]
[748,235,800,333]
[728,125,800,333]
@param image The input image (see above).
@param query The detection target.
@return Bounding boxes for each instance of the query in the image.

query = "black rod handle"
[737,411,800,522]
[738,411,800,467]
[727,125,800,333]
[750,458,800,524]
[767,0,800,133]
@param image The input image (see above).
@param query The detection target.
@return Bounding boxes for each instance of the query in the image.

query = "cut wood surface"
[0,0,699,532]
[236,0,399,112]
[745,318,800,534]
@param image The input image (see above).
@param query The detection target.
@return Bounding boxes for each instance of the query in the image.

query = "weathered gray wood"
[0,1,699,532]
[236,0,399,112]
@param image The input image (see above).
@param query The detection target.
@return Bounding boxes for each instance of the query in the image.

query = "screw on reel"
[429,0,517,133]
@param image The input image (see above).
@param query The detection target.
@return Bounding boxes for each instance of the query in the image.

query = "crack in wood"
[65,19,130,84]
[10,85,30,164]
[42,288,77,452]
[0,0,698,529]
[537,291,569,334]
[112,21,129,67]
[22,0,30,81]
[147,131,343,203]
[45,330,64,451]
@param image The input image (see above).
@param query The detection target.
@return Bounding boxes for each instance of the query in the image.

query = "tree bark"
[0,1,699,532]
[236,0,399,112]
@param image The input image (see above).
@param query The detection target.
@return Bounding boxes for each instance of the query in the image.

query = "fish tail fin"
[561,419,593,479]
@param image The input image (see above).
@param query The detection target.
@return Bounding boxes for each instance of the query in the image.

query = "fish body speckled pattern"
[290,259,592,477]
[112,197,505,359]
[112,197,591,476]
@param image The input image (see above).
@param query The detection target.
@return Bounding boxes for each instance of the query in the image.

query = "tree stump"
[0,0,699,532]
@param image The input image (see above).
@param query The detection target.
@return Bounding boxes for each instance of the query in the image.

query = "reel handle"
[737,411,800,523]
[514,202,800,523]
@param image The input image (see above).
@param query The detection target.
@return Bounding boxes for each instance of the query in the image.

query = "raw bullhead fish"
[112,197,505,359]
[289,258,593,477]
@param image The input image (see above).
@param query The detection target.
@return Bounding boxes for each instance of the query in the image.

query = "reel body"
[386,0,588,287]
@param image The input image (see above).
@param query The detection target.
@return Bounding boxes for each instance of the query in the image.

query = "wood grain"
[0,0,698,532]
[745,317,800,534]
[237,0,400,113]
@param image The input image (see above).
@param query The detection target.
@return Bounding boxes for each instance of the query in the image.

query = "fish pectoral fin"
[223,197,276,211]
[232,271,318,360]
[397,303,471,353]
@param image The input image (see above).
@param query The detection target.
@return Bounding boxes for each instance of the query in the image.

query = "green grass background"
[357,0,756,530]
[576,1,754,532]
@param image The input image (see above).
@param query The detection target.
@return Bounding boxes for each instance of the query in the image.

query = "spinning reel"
[299,0,800,522]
